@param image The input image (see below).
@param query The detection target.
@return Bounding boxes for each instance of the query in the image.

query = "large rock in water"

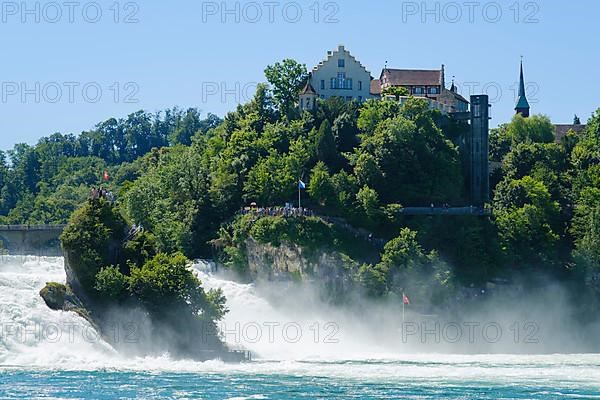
[39,199,241,362]
[39,282,67,310]
[39,282,87,317]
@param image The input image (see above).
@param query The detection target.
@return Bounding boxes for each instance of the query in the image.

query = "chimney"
[441,64,446,89]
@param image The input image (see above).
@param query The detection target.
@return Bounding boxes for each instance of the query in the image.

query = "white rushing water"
[1,255,600,390]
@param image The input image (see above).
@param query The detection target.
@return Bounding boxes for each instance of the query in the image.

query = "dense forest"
[2,59,600,308]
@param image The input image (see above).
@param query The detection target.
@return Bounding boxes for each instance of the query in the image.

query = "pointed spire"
[450,75,456,92]
[300,72,317,95]
[515,57,530,117]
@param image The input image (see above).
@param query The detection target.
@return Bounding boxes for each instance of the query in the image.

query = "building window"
[338,59,345,68]
[331,73,352,90]
[321,80,325,90]
[300,99,304,109]
[429,87,439,95]
[414,87,424,95]
[358,81,362,91]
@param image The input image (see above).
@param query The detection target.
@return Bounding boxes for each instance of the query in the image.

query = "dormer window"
[338,59,345,68]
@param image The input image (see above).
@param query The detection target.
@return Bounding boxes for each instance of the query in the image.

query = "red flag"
[103,170,110,181]
[403,293,410,305]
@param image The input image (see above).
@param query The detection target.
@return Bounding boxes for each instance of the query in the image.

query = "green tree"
[381,86,409,100]
[308,162,336,208]
[244,153,296,205]
[264,59,308,118]
[313,120,339,167]
[357,186,380,219]
[129,252,228,321]
[353,152,383,189]
[494,176,561,267]
[332,110,360,154]
[95,266,129,300]
[506,114,555,144]
[357,99,401,135]
[60,199,128,292]
[355,108,463,205]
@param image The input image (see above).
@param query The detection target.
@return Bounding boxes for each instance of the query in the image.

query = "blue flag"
[298,180,306,190]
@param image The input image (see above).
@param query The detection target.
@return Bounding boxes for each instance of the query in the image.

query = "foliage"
[60,199,228,331]
[129,252,227,321]
[381,86,410,100]
[0,108,218,223]
[490,114,556,162]
[264,59,308,118]
[95,266,129,300]
[4,55,600,308]
[60,199,127,291]
[358,228,455,304]
[494,176,561,267]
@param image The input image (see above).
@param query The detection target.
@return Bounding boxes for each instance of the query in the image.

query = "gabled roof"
[380,68,443,86]
[441,88,469,104]
[312,45,372,77]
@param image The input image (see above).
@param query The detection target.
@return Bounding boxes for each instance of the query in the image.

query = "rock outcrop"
[39,199,245,362]
[244,238,358,297]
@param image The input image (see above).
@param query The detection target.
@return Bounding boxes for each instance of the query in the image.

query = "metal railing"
[0,224,67,231]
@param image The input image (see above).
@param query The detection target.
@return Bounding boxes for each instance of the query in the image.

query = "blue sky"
[1,0,598,150]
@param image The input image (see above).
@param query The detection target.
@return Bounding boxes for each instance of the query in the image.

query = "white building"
[299,45,469,115]
[309,45,375,103]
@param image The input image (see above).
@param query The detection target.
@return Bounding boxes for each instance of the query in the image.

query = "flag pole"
[402,295,405,324]
[298,183,301,209]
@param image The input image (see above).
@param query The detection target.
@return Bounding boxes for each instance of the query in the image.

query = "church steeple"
[515,59,530,118]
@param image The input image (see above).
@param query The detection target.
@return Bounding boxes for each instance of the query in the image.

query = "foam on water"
[0,256,599,393]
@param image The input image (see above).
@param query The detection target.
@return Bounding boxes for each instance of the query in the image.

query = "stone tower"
[469,95,490,206]
[515,60,530,118]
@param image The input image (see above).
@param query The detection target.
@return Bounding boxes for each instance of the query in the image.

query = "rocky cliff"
[244,237,358,298]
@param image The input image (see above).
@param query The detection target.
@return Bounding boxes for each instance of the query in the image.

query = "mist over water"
[195,264,600,358]
[1,256,600,398]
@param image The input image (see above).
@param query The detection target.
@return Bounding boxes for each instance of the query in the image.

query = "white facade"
[310,45,373,102]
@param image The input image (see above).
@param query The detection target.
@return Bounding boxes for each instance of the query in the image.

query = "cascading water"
[1,256,600,399]
[0,256,117,368]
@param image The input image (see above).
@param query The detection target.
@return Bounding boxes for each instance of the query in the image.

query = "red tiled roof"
[381,69,443,87]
